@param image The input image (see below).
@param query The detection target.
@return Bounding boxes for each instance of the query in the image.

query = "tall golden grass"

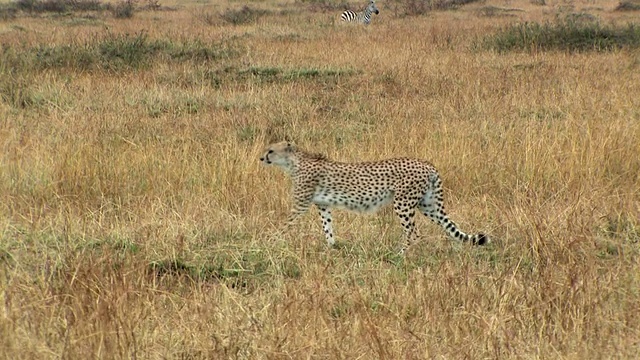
[1,0,639,358]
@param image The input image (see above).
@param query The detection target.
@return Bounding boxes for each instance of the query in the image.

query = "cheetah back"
[303,158,436,213]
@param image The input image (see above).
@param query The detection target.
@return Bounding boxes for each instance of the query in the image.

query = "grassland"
[1,0,639,358]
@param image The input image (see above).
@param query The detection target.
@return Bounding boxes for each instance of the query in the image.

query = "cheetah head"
[260,141,295,168]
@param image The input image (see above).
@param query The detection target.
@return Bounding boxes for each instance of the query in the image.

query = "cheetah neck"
[288,151,329,175]
[297,150,327,161]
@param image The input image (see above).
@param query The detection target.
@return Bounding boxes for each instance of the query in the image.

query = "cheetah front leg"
[282,181,315,231]
[284,200,311,231]
[317,206,335,247]
[271,201,310,241]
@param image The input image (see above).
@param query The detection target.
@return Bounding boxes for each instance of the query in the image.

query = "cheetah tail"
[470,233,490,245]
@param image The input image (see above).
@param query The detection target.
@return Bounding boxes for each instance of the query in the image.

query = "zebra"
[340,0,379,25]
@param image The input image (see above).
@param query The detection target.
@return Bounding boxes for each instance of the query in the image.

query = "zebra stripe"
[340,0,379,25]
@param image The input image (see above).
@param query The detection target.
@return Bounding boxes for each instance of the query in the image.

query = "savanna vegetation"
[1,0,639,358]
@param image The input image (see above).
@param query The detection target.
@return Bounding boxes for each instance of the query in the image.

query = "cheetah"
[260,141,489,254]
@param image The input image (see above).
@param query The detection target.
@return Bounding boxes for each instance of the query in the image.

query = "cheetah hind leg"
[393,199,420,256]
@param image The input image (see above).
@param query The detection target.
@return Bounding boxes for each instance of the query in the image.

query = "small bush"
[392,0,482,17]
[196,11,218,25]
[168,39,238,62]
[0,77,39,108]
[298,0,348,12]
[97,32,164,69]
[401,0,431,16]
[109,0,136,18]
[220,6,268,25]
[482,15,640,52]
[14,0,104,13]
[140,0,161,11]
[0,4,18,20]
[476,6,522,18]
[69,0,104,11]
[29,32,163,70]
[33,44,95,69]
[16,0,66,13]
[616,1,640,11]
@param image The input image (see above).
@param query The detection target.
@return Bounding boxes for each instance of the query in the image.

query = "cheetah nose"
[260,157,264,161]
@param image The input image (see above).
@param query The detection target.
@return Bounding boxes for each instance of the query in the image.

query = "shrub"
[110,0,136,18]
[141,0,161,11]
[389,0,482,17]
[13,0,104,13]
[219,6,268,25]
[298,0,348,12]
[97,32,164,69]
[0,76,40,108]
[0,4,18,20]
[482,15,640,52]
[69,0,104,11]
[16,0,65,13]
[168,39,237,62]
[195,11,218,26]
[615,1,640,11]
[476,6,522,18]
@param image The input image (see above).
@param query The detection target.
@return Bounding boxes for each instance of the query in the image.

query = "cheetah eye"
[268,149,273,154]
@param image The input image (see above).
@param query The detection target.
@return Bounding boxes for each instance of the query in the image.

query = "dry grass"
[1,0,639,358]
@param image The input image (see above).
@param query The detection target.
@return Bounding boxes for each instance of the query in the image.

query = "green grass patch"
[237,66,358,83]
[0,248,16,269]
[4,0,165,19]
[0,76,41,108]
[149,249,303,290]
[482,15,640,52]
[600,214,640,243]
[0,32,239,75]
[236,124,261,142]
[475,6,522,18]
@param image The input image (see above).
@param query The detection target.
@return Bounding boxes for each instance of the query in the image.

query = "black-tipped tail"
[472,233,489,246]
